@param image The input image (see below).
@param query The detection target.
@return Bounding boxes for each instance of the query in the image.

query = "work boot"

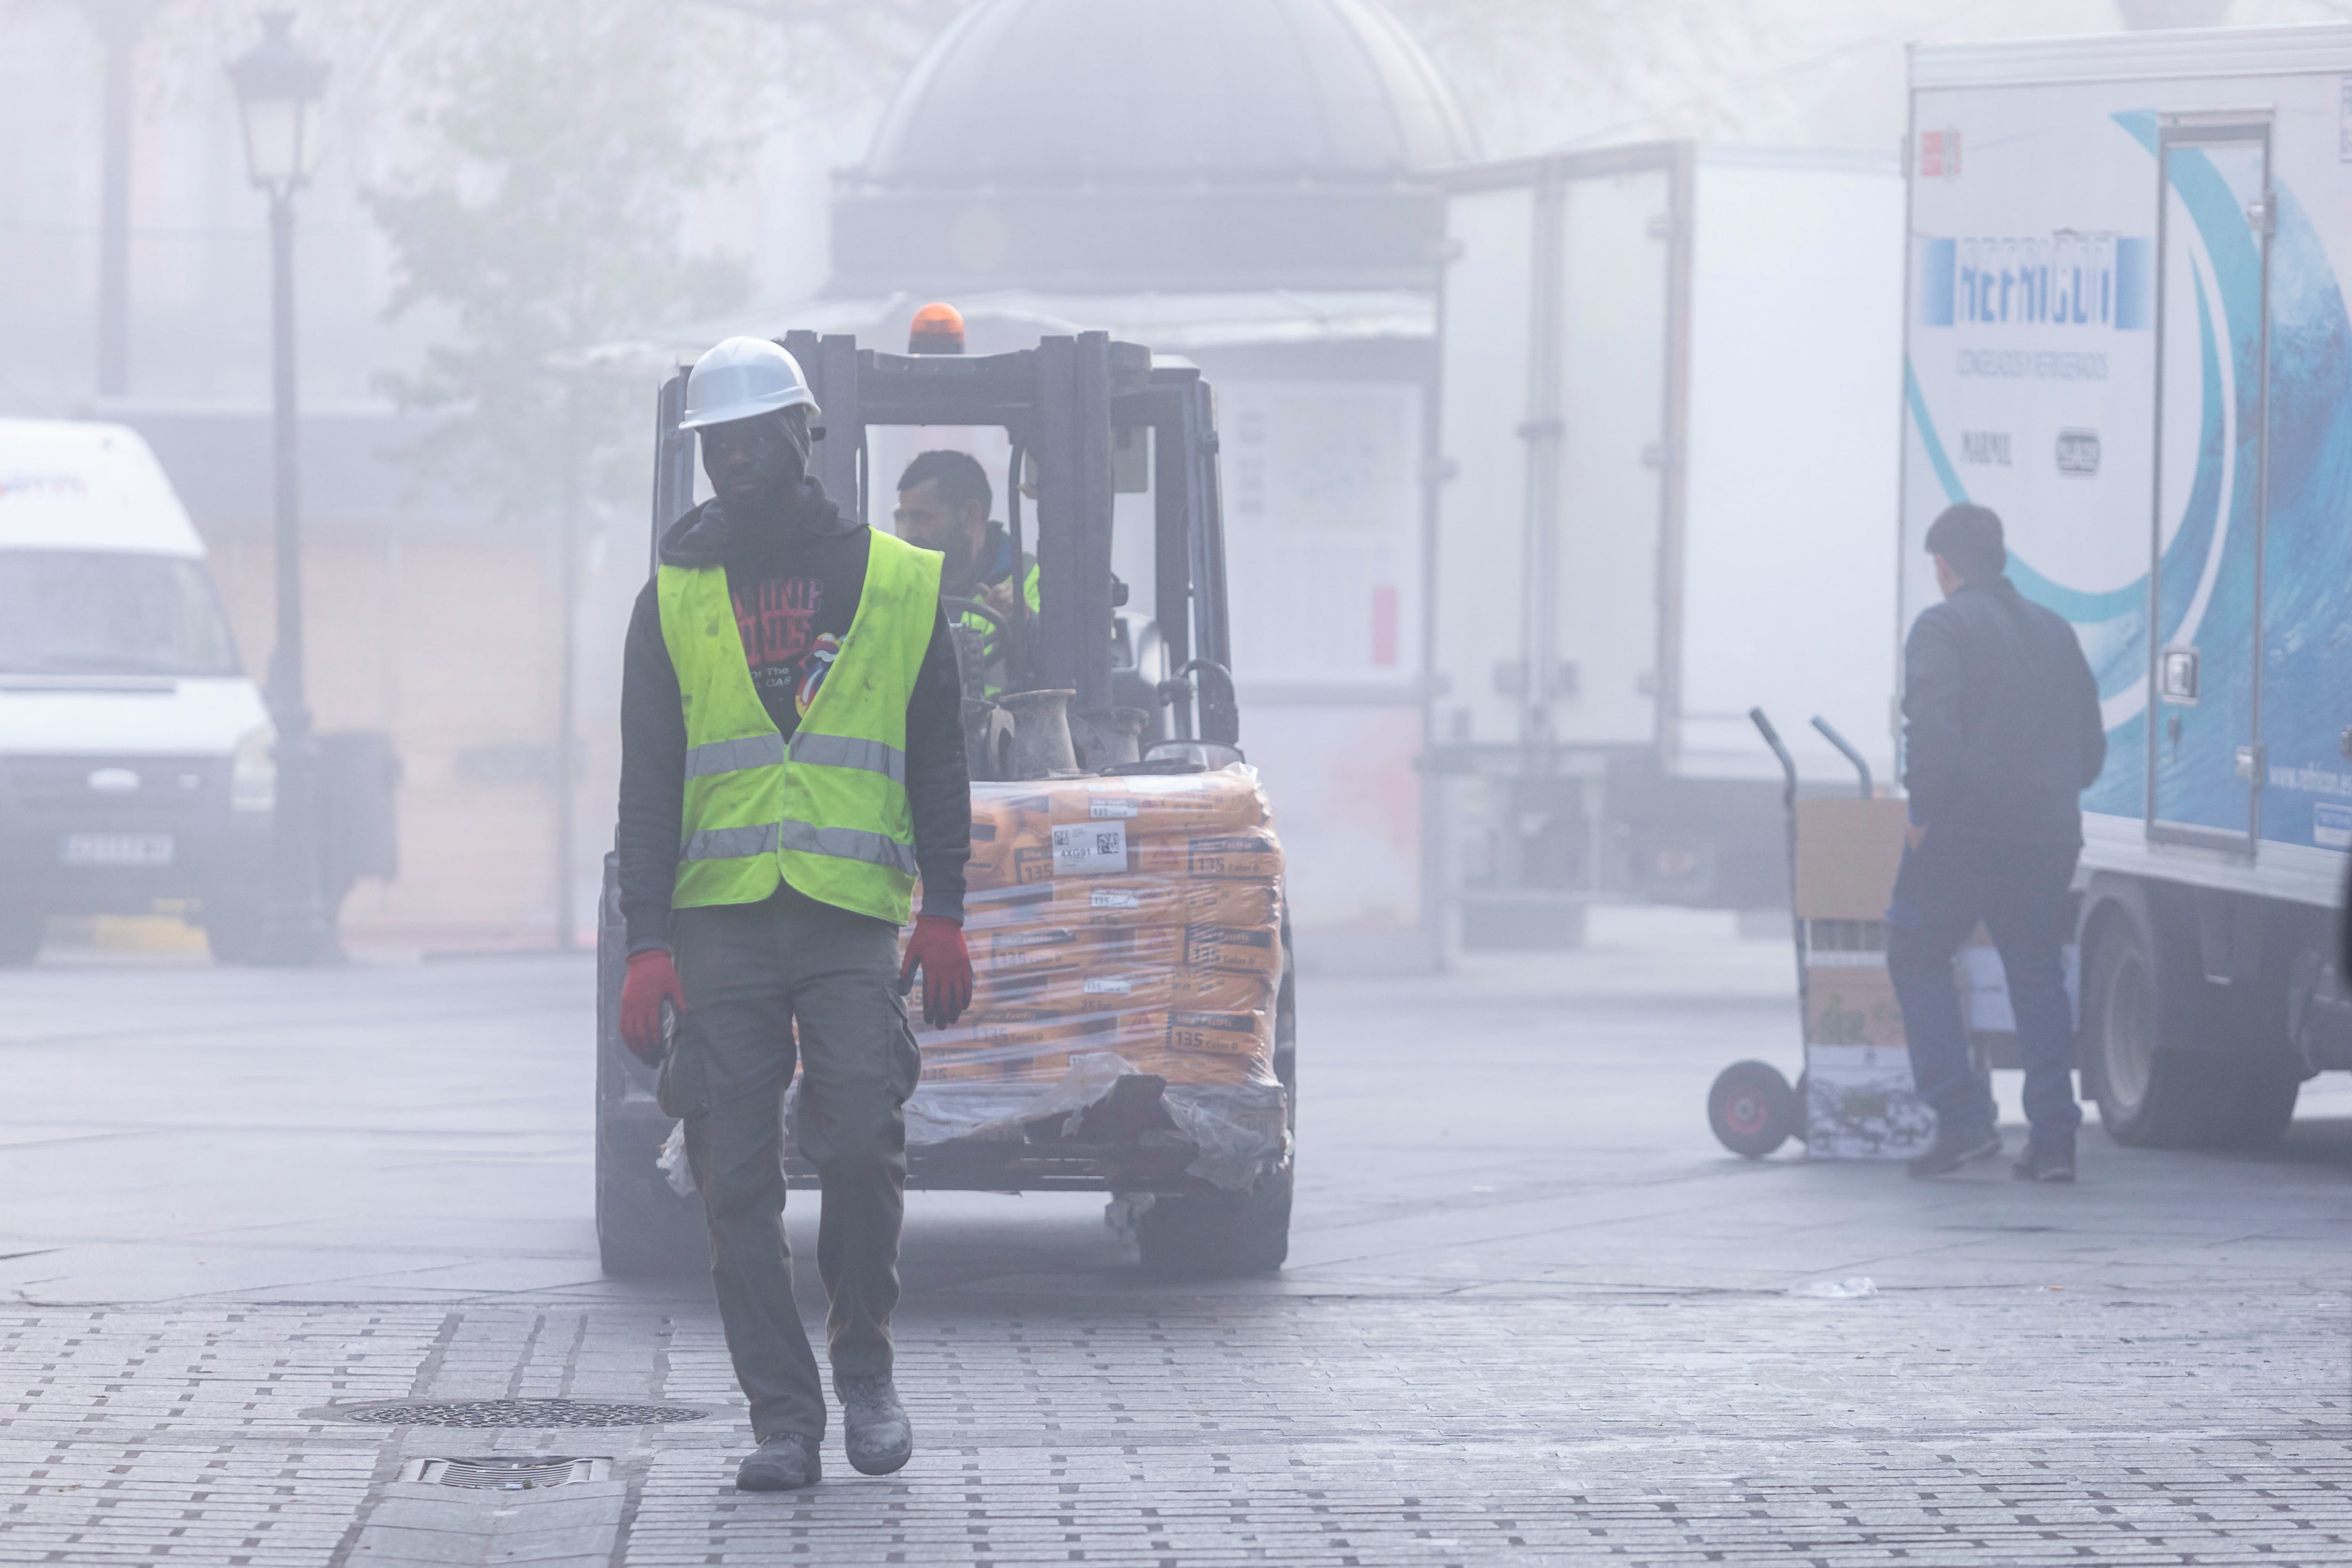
[836,1373,914,1476]
[736,1433,821,1491]
[1905,1120,2002,1178]
[2012,1127,2077,1183]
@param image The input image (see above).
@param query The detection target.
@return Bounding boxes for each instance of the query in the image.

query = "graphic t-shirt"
[721,525,869,740]
[731,574,835,725]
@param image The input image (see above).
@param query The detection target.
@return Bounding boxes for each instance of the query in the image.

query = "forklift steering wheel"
[942,595,1020,690]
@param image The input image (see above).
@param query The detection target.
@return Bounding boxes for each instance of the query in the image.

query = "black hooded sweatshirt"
[615,477,969,953]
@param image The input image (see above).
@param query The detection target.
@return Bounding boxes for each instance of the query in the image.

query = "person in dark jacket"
[1891,503,2106,1181]
[613,337,973,1491]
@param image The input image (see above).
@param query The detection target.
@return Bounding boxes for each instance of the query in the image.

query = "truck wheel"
[1708,1059,1796,1158]
[1137,1168,1292,1278]
[0,903,45,967]
[2082,896,2217,1147]
[595,1111,707,1278]
[2214,1060,2301,1150]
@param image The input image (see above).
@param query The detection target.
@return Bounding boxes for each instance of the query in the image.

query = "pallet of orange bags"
[875,764,1291,1193]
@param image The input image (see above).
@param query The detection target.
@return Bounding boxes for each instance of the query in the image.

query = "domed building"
[831,0,1474,294]
[822,0,1475,968]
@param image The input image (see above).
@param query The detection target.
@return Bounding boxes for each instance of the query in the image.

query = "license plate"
[60,833,174,867]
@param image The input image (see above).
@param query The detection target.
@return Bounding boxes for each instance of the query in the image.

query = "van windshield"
[0,550,244,677]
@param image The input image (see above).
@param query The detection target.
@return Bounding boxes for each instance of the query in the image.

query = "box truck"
[1428,143,1906,944]
[1903,25,2352,1144]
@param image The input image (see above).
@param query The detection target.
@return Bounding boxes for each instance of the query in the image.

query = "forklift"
[593,328,1297,1279]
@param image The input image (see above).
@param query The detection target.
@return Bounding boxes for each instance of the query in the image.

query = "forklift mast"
[646,329,1238,746]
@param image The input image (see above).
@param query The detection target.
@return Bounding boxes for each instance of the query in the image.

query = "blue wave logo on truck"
[1907,110,2352,844]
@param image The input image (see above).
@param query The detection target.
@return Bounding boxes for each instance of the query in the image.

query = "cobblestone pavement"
[2,924,2349,1564]
[5,1290,2346,1565]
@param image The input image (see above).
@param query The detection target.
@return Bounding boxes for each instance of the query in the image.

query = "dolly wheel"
[1709,1059,1797,1159]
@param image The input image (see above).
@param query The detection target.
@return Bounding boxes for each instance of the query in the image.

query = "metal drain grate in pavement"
[400,1457,612,1490]
[339,1399,706,1428]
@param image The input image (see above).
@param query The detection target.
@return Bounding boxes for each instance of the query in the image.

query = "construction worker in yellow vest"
[892,449,1040,693]
[613,337,973,1494]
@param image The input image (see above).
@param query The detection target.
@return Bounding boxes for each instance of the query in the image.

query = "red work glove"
[619,948,685,1066]
[899,915,972,1028]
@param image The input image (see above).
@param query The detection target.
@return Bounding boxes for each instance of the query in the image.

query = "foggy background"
[0,0,2328,955]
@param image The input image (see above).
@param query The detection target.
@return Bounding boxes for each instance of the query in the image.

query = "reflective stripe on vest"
[682,822,778,861]
[678,818,918,875]
[779,819,918,875]
[788,731,905,785]
[685,733,787,779]
[657,528,943,924]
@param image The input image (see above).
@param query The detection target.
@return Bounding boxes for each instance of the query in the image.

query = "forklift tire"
[592,850,708,1279]
[202,897,267,965]
[595,1112,708,1279]
[1137,1167,1292,1279]
[0,903,45,967]
[1708,1059,1797,1159]
[1138,905,1296,1280]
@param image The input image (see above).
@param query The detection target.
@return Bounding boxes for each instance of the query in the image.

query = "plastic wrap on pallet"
[1160,1082,1290,1189]
[894,764,1289,1186]
[666,1061,1287,1199]
[794,1055,1289,1189]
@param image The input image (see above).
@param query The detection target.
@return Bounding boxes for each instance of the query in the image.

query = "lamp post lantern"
[227,10,334,964]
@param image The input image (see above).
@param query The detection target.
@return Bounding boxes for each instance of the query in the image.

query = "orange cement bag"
[974,965,1271,1018]
[963,876,1280,933]
[970,924,1185,979]
[1117,1047,1259,1087]
[910,766,1283,1090]
[1102,1003,1273,1059]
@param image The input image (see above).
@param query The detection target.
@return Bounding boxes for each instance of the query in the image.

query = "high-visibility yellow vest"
[953,556,1041,697]
[658,530,943,924]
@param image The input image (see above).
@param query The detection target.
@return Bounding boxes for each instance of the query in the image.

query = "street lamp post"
[227,11,334,965]
[83,0,160,398]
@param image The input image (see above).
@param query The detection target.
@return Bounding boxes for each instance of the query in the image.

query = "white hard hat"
[679,336,819,430]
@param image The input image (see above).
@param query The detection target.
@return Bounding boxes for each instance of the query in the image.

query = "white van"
[0,419,273,963]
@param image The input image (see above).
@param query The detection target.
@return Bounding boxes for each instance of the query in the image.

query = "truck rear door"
[2147,117,2270,854]
[1434,155,1675,755]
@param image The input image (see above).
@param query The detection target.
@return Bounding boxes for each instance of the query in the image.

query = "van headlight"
[231,724,277,812]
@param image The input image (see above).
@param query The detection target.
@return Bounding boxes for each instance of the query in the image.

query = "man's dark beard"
[938,527,979,590]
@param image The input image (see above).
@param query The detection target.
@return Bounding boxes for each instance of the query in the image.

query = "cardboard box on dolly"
[1792,798,1936,1159]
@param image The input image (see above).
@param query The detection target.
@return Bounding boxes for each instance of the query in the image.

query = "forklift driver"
[893,450,1041,686]
[613,336,975,1491]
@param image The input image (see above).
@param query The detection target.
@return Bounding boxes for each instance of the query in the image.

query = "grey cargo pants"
[662,882,920,1443]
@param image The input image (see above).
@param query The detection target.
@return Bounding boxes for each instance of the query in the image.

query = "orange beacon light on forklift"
[909,302,965,354]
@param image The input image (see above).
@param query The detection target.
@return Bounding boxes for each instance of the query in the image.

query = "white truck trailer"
[1429,143,1906,945]
[1904,26,2352,1145]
